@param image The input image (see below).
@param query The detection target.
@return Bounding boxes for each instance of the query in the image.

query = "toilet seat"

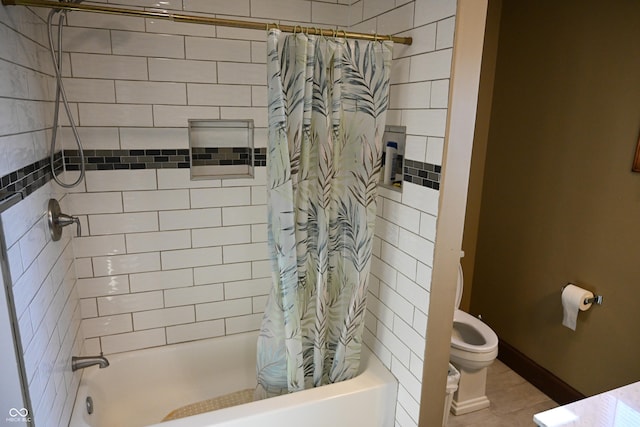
[451,261,498,355]
[451,309,498,354]
[455,263,464,309]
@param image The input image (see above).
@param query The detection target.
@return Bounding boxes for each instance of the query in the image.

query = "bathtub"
[68,332,398,427]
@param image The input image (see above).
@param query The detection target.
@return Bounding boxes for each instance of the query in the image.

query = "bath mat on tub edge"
[162,388,254,421]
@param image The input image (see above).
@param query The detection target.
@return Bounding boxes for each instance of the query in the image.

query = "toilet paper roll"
[562,284,593,331]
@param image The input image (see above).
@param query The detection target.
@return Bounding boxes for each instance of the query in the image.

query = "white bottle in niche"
[383,141,398,185]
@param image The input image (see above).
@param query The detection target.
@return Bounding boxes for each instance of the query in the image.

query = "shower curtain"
[256,28,392,397]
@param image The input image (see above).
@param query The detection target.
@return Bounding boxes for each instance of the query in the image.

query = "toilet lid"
[455,263,463,309]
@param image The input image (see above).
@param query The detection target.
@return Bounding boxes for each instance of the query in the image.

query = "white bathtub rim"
[153,345,397,427]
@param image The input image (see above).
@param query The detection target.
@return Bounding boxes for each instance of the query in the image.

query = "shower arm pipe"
[1,0,413,45]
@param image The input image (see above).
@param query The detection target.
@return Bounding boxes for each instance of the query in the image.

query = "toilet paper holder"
[561,283,603,305]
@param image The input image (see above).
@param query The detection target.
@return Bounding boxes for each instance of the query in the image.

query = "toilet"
[449,262,499,416]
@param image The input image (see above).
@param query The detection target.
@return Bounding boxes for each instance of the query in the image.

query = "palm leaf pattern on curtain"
[256,28,392,398]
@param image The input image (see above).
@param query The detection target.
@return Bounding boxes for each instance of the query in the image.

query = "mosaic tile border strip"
[0,149,440,204]
[0,153,62,199]
[191,147,253,167]
[404,159,442,190]
[64,148,267,170]
[64,149,190,170]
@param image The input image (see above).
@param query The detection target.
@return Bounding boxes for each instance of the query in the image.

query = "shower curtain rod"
[1,0,413,45]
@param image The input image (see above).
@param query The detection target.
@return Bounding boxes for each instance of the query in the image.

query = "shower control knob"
[47,198,81,241]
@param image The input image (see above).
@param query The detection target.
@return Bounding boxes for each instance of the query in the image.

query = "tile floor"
[446,359,558,426]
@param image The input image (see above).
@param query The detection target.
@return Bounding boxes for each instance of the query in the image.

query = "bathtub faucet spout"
[72,354,110,372]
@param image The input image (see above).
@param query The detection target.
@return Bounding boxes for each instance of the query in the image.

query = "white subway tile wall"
[0,5,84,427]
[73,163,269,351]
[54,0,280,359]
[351,1,456,426]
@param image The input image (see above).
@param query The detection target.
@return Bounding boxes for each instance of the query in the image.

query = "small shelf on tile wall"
[189,119,255,180]
[379,125,406,192]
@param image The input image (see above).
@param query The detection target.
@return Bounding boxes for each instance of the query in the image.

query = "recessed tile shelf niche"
[189,119,255,180]
[379,125,406,192]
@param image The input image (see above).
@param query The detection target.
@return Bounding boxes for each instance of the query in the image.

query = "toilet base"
[450,364,490,416]
[451,395,490,415]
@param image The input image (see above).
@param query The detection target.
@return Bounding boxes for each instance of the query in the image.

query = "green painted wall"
[470,0,640,396]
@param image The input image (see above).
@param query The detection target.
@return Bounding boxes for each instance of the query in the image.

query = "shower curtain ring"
[374,33,379,42]
[293,25,302,35]
[340,29,347,40]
